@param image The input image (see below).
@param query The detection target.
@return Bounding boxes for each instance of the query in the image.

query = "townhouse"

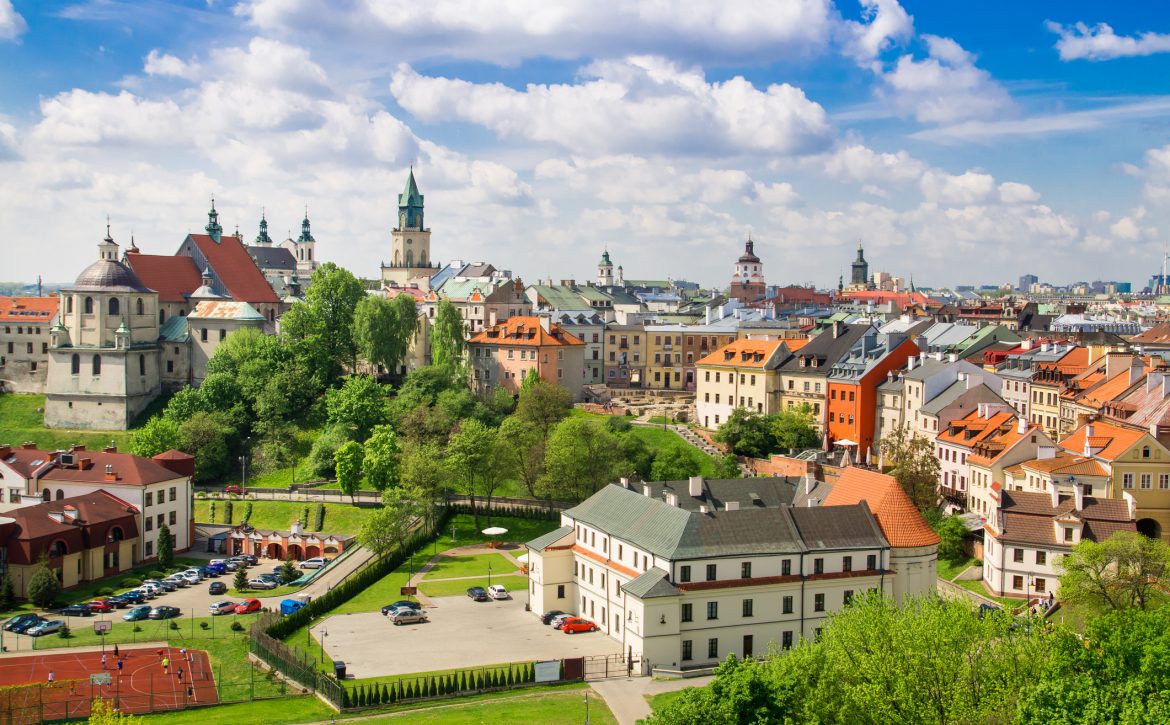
[777,322,873,432]
[0,296,58,393]
[695,339,792,428]
[551,312,605,386]
[603,323,648,388]
[825,332,919,461]
[467,316,586,400]
[1030,346,1090,438]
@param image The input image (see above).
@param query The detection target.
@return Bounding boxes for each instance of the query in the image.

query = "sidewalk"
[590,675,713,724]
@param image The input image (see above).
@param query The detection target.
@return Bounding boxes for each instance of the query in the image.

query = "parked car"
[235,598,261,615]
[224,485,246,495]
[153,580,178,593]
[388,608,428,626]
[4,613,42,632]
[27,619,64,637]
[540,610,568,625]
[204,563,225,576]
[104,595,132,609]
[466,586,489,602]
[208,581,227,595]
[118,590,146,605]
[10,616,46,634]
[222,560,240,571]
[149,606,181,620]
[237,554,258,565]
[298,557,326,570]
[248,577,278,590]
[209,600,237,615]
[487,584,510,600]
[164,575,188,588]
[183,568,204,579]
[87,600,113,613]
[560,617,599,634]
[550,614,573,629]
[135,587,158,600]
[380,600,420,615]
[123,605,152,622]
[57,603,91,617]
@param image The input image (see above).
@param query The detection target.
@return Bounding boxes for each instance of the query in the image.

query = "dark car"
[208,581,227,595]
[148,606,181,620]
[104,595,131,609]
[3,613,41,632]
[59,603,92,617]
[541,610,568,625]
[199,566,221,578]
[225,484,246,494]
[466,586,489,602]
[10,616,46,634]
[381,600,421,615]
[154,580,178,592]
[119,590,146,605]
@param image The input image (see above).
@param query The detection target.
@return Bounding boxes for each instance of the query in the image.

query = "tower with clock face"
[382,169,436,288]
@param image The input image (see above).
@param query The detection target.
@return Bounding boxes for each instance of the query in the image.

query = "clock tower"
[382,169,436,288]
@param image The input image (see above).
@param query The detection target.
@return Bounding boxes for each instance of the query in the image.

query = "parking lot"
[314,590,621,679]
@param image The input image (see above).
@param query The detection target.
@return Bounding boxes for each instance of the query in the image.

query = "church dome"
[71,259,151,292]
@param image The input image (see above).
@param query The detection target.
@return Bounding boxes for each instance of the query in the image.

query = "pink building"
[468,316,586,400]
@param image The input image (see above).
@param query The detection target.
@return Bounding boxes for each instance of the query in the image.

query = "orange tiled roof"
[824,468,940,548]
[124,252,202,303]
[468,316,584,347]
[0,296,58,322]
[697,339,787,369]
[186,234,280,304]
[1019,453,1108,477]
[1059,420,1147,461]
[937,410,1016,448]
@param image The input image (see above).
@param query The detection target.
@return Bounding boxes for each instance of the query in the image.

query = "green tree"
[307,425,349,479]
[445,418,502,527]
[0,573,15,611]
[362,425,401,490]
[334,440,365,501]
[771,405,820,451]
[539,417,622,501]
[232,567,249,592]
[514,379,572,439]
[281,262,367,386]
[326,375,389,442]
[711,408,775,458]
[878,423,941,512]
[399,441,446,532]
[614,431,653,479]
[157,522,174,570]
[935,515,968,561]
[497,415,546,498]
[280,558,299,583]
[128,416,183,458]
[1059,530,1170,612]
[179,411,235,482]
[519,368,542,392]
[430,299,466,369]
[27,557,61,609]
[358,486,420,555]
[650,445,701,481]
[353,293,418,376]
[89,697,144,725]
[252,362,318,437]
[714,453,742,479]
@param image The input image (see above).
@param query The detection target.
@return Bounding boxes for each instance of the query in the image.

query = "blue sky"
[2,1,1170,290]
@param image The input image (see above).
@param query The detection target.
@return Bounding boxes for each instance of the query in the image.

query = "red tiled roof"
[124,252,202,303]
[1059,421,1147,460]
[824,468,940,548]
[186,234,280,304]
[5,491,140,565]
[697,339,787,368]
[468,316,584,347]
[1,446,188,486]
[0,296,58,322]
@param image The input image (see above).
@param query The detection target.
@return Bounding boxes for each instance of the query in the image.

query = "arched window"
[107,526,124,543]
[269,309,275,322]
[139,354,146,376]
[1143,446,1151,459]
[67,297,73,314]
[41,489,50,502]
[109,298,120,315]
[308,248,312,261]
[159,310,166,324]
[84,297,93,314]
[136,298,144,316]
[71,354,80,375]
[92,354,101,376]
[49,539,67,557]
[405,250,414,267]
[56,489,64,501]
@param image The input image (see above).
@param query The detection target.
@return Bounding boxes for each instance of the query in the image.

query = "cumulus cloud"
[391,56,833,157]
[998,182,1040,204]
[239,0,835,64]
[841,0,914,66]
[1123,144,1170,204]
[821,143,927,188]
[0,0,26,42]
[878,34,1013,124]
[1048,21,1170,61]
[144,50,200,80]
[919,169,996,205]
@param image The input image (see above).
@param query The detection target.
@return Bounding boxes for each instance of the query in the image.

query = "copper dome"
[70,259,151,292]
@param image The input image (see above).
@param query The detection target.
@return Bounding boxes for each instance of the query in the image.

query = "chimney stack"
[724,501,740,511]
[1050,482,1060,508]
[665,492,679,508]
[688,476,703,497]
[1074,484,1084,511]
[619,477,629,489]
[642,483,652,497]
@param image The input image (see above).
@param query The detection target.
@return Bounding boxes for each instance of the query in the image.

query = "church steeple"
[397,168,425,230]
[255,209,273,246]
[205,197,223,242]
[851,239,869,287]
[299,206,315,243]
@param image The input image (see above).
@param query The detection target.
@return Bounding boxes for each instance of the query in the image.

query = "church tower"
[729,234,766,303]
[850,240,870,289]
[597,249,614,286]
[254,210,273,246]
[381,169,436,287]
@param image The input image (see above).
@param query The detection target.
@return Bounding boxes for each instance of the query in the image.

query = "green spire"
[205,197,222,242]
[299,206,314,243]
[600,249,612,266]
[398,168,424,229]
[256,208,272,245]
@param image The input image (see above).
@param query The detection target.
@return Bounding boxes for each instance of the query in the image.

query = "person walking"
[177,666,184,682]
[113,643,119,659]
[47,671,54,684]
[101,653,107,670]
[117,659,124,676]
[162,656,169,674]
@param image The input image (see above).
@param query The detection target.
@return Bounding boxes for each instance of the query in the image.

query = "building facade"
[0,296,58,393]
[468,316,586,400]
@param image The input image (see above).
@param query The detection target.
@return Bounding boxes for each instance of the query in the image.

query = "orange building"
[825,335,919,461]
[468,316,586,400]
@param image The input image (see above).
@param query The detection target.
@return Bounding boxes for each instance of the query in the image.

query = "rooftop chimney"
[724,501,740,511]
[688,476,703,497]
[948,352,958,363]
[291,520,303,535]
[1017,417,1027,434]
[642,483,652,497]
[699,504,710,514]
[804,473,815,495]
[1074,484,1084,512]
[619,477,630,489]
[1050,482,1060,508]
[665,492,679,508]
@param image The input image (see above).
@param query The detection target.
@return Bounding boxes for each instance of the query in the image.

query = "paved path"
[590,675,713,724]
[406,544,526,607]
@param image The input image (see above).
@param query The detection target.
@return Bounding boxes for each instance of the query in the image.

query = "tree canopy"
[1058,531,1170,612]
[878,423,941,512]
[430,298,466,370]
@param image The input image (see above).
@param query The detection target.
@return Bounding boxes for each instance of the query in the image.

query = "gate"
[582,652,641,681]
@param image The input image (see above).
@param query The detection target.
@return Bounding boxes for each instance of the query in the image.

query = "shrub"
[27,561,61,609]
[132,624,142,633]
[224,500,234,525]
[243,501,254,524]
[58,623,71,638]
[148,570,165,579]
[301,505,310,528]
[200,621,210,630]
[314,503,326,531]
[210,501,216,522]
[96,587,114,596]
[121,577,143,588]
[230,621,244,632]
[169,621,179,630]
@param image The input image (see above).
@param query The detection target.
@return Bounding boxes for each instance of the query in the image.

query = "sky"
[2,1,1170,291]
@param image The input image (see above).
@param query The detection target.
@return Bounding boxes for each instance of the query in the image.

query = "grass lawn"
[245,427,322,489]
[354,685,617,724]
[417,572,526,597]
[0,393,134,452]
[937,556,978,582]
[955,579,1021,607]
[139,697,336,725]
[629,426,717,477]
[421,552,519,580]
[647,688,694,713]
[194,499,380,533]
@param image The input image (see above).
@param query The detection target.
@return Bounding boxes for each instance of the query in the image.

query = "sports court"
[0,646,218,723]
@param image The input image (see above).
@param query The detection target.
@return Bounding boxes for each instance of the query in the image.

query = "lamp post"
[488,562,492,589]
[239,454,248,489]
[584,690,591,724]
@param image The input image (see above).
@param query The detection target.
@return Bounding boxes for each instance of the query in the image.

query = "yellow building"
[695,339,792,428]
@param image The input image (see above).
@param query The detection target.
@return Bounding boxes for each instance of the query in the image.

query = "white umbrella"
[835,439,858,447]
[841,448,853,467]
[482,526,508,548]
[865,447,873,467]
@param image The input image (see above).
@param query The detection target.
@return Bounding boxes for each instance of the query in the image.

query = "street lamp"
[239,455,248,489]
[488,562,493,589]
[584,690,591,725]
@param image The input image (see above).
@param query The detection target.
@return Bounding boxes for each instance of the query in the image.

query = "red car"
[560,617,598,634]
[235,598,261,615]
[225,485,246,495]
[87,599,113,613]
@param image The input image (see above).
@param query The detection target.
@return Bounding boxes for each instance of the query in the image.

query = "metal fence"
[249,613,343,708]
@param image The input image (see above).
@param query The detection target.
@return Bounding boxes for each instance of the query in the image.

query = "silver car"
[388,608,428,626]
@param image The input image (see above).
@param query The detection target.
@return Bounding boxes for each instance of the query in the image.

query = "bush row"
[445,502,560,522]
[343,662,540,709]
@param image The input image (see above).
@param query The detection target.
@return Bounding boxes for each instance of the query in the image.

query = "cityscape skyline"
[1,1,1169,288]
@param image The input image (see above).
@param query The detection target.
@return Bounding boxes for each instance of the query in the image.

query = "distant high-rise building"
[1018,274,1038,291]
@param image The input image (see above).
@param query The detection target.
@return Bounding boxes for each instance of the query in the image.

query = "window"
[741,562,752,579]
[1123,473,1134,489]
[157,514,164,527]
[1161,474,1169,490]
[200,328,208,342]
[169,511,176,525]
[145,541,153,556]
[1035,578,1047,593]
[707,638,718,659]
[1143,446,1151,459]
[169,487,177,502]
[706,564,716,581]
[1013,549,1024,563]
[1141,473,1152,489]
[782,596,793,614]
[166,360,174,373]
[1012,575,1023,590]
[844,589,854,605]
[1064,528,1073,542]
[145,493,152,507]
[682,640,693,661]
[706,602,718,620]
[145,518,153,532]
[679,565,691,583]
[71,354,80,375]
[813,558,824,575]
[867,554,877,570]
[109,297,119,315]
[219,329,226,342]
[1036,551,1047,565]
[814,593,825,612]
[782,559,791,576]
[67,297,73,314]
[92,354,101,375]
[782,631,793,649]
[842,556,852,573]
[681,603,692,622]
[136,298,144,316]
[742,599,753,617]
[557,584,565,599]
[139,355,146,376]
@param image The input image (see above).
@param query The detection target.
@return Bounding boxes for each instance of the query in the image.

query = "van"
[298,557,326,570]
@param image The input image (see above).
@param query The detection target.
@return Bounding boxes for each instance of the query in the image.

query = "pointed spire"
[105,215,112,242]
[398,168,424,229]
[299,206,314,243]
[255,207,272,245]
[205,196,223,241]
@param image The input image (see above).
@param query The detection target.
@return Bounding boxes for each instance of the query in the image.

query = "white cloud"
[0,121,18,161]
[391,56,833,157]
[998,182,1040,204]
[821,143,927,187]
[841,0,914,66]
[144,50,200,80]
[1048,21,1170,61]
[913,97,1170,143]
[878,34,1013,124]
[919,169,996,204]
[0,0,26,42]
[1125,144,1170,204]
[239,0,836,64]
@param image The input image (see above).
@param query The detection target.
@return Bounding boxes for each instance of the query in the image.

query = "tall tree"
[430,299,466,370]
[712,408,775,458]
[771,405,820,451]
[539,417,622,501]
[281,262,367,386]
[353,294,418,376]
[497,415,546,498]
[326,375,389,442]
[156,522,174,570]
[399,441,446,532]
[935,515,968,561]
[514,380,573,439]
[445,418,501,527]
[128,416,183,458]
[1059,531,1170,612]
[333,440,365,501]
[650,445,702,481]
[878,423,940,512]
[362,425,401,491]
[358,486,421,555]
[179,411,235,482]
[27,557,61,609]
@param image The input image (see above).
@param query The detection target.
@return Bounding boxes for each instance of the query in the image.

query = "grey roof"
[779,323,873,373]
[622,569,679,599]
[71,259,151,292]
[638,477,799,512]
[902,357,952,382]
[526,525,573,552]
[159,314,189,342]
[248,245,297,270]
[565,486,691,560]
[788,503,888,550]
[919,379,970,416]
[877,376,904,392]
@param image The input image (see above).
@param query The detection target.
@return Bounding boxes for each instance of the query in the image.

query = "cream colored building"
[695,339,792,428]
[186,299,267,386]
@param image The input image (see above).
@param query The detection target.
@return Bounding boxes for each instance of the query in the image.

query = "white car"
[487,584,510,600]
[298,557,325,570]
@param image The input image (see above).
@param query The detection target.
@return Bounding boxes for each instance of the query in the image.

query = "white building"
[525,468,938,672]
